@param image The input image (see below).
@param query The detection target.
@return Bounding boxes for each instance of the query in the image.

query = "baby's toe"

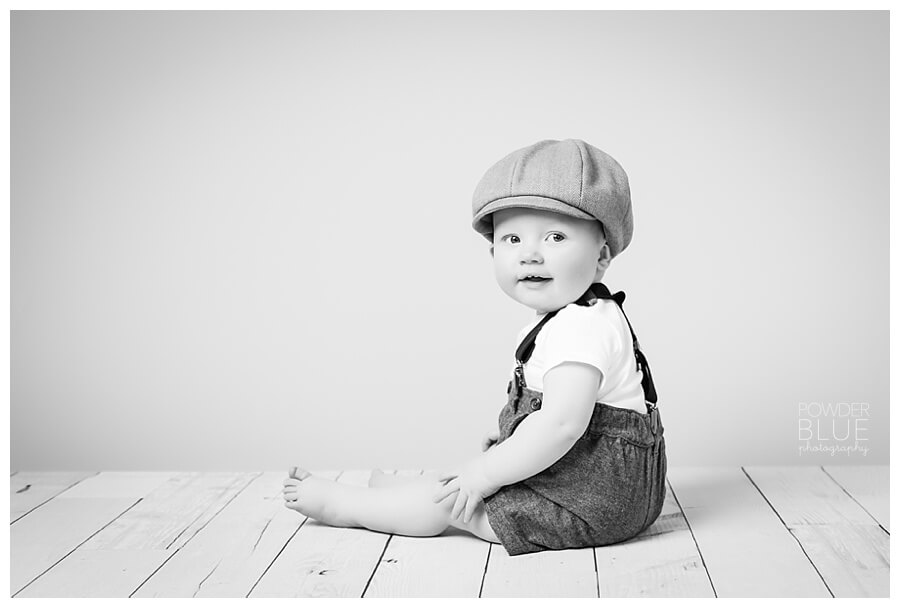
[288,466,311,481]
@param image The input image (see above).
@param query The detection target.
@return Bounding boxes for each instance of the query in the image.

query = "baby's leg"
[367,472,499,544]
[285,467,450,535]
[284,467,499,543]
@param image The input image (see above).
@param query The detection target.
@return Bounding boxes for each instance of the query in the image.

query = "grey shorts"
[483,384,667,556]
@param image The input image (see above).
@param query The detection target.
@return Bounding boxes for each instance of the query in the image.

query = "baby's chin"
[508,285,578,313]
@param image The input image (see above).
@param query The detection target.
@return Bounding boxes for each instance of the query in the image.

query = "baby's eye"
[547,233,566,243]
[501,235,520,244]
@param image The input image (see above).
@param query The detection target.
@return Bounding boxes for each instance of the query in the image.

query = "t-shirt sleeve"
[540,304,623,382]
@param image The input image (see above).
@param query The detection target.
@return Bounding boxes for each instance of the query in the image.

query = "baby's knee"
[375,481,456,536]
[399,494,454,537]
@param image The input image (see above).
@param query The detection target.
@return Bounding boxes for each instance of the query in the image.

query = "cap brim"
[472,196,595,238]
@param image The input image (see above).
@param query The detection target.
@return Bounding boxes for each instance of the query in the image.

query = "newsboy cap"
[472,139,633,258]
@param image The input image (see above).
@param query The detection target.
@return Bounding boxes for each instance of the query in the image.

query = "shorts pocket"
[586,426,655,449]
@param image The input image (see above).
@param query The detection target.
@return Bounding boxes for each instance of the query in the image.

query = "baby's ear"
[489,245,494,258]
[597,243,611,269]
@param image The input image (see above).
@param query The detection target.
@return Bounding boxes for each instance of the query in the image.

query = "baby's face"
[491,208,610,314]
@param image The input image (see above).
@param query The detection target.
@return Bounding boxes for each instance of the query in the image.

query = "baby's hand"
[481,428,500,452]
[432,457,502,524]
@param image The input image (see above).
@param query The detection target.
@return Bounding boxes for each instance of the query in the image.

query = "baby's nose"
[520,249,544,263]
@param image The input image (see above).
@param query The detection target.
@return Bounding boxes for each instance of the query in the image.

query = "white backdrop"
[10,11,888,470]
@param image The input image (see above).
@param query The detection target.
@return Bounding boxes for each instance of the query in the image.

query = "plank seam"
[478,543,492,598]
[819,466,890,535]
[665,479,718,598]
[163,474,260,551]
[740,467,834,598]
[11,471,102,525]
[12,497,143,597]
[592,545,600,598]
[129,472,262,598]
[247,517,308,597]
[361,534,393,598]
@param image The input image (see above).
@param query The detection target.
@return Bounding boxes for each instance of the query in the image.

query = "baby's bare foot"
[283,467,357,527]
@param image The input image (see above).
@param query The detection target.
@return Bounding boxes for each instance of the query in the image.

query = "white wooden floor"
[9,466,889,598]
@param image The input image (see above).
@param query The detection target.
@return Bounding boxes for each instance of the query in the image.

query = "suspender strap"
[515,310,560,365]
[512,309,560,392]
[513,282,658,409]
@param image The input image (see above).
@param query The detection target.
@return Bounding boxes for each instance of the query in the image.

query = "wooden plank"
[18,549,172,598]
[821,465,889,532]
[596,480,715,597]
[11,471,182,595]
[667,466,830,597]
[481,545,598,597]
[744,466,889,598]
[365,529,490,598]
[132,472,307,597]
[11,496,139,596]
[16,472,258,597]
[364,470,490,598]
[57,471,177,499]
[250,520,389,598]
[743,466,881,526]
[790,523,889,598]
[87,472,259,551]
[249,470,389,598]
[11,472,98,523]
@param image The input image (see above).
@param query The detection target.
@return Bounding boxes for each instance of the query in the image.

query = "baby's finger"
[436,470,458,483]
[463,496,481,524]
[283,478,300,487]
[451,491,466,521]
[432,479,459,503]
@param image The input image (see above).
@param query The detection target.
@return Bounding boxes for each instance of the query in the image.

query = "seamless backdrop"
[11,10,889,470]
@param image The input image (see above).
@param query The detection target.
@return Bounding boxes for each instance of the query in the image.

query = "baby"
[283,139,667,556]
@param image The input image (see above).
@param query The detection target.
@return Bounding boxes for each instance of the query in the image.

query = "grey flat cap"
[472,139,633,258]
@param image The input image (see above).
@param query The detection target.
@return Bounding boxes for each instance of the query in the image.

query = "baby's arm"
[481,361,600,487]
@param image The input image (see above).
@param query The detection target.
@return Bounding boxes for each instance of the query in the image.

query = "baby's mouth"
[520,276,552,283]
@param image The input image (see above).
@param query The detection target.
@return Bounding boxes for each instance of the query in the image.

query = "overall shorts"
[482,282,667,556]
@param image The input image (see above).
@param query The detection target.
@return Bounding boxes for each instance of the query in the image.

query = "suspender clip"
[514,361,525,388]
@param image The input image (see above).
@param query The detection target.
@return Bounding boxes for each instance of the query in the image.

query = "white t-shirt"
[510,299,648,414]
